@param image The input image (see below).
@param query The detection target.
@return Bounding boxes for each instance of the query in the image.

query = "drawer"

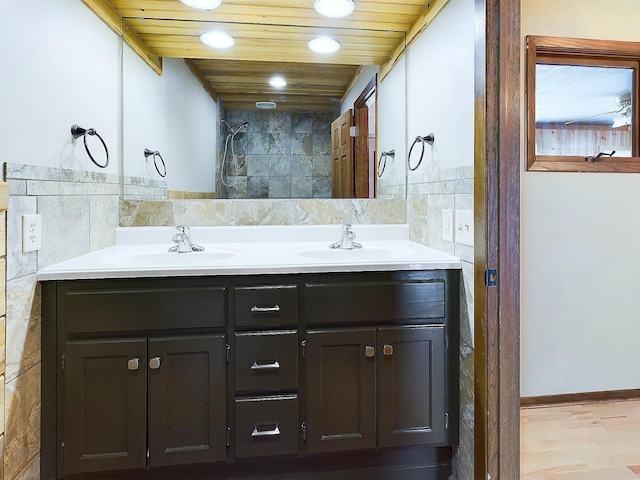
[235,395,299,459]
[235,331,298,393]
[64,284,226,334]
[305,280,445,325]
[234,285,298,328]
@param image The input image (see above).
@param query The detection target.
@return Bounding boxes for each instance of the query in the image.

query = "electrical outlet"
[442,209,453,241]
[455,209,474,246]
[22,214,42,253]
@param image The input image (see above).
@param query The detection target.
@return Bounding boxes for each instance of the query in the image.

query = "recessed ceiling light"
[314,0,355,18]
[269,76,287,88]
[308,37,341,54]
[200,30,235,49]
[180,0,222,10]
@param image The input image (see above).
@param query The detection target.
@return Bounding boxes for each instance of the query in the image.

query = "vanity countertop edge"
[37,224,462,281]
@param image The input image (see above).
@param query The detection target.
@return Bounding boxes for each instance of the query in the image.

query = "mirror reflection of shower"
[220,119,249,188]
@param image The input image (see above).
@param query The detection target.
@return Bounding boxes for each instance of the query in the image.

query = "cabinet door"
[147,335,227,467]
[64,338,147,476]
[306,329,376,454]
[378,325,446,448]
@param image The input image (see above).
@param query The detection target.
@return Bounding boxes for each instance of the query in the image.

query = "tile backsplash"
[120,198,407,227]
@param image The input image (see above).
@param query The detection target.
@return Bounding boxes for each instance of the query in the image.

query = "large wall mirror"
[526,36,640,172]
[106,0,414,200]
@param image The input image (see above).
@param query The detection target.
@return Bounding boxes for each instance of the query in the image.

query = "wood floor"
[521,399,640,479]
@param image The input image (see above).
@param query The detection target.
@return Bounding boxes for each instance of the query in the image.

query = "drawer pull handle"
[251,305,281,313]
[383,344,394,356]
[251,361,280,371]
[251,425,280,438]
[127,358,140,371]
[149,356,161,369]
[365,345,375,358]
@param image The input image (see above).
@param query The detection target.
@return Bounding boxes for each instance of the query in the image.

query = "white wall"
[378,55,407,189]
[123,51,218,192]
[0,0,121,175]
[351,0,475,191]
[405,0,475,178]
[521,0,640,396]
[0,0,218,193]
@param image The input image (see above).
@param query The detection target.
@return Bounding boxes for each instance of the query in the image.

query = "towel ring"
[144,149,167,177]
[407,134,435,172]
[377,150,395,177]
[71,125,109,168]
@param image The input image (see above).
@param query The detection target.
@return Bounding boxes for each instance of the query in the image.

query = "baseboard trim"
[520,388,640,407]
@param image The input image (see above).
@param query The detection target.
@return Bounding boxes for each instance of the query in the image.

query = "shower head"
[222,119,249,134]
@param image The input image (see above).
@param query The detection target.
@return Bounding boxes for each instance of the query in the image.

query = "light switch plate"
[455,209,474,246]
[22,214,42,253]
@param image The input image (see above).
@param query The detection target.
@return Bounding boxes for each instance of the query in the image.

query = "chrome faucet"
[168,225,204,253]
[330,224,362,250]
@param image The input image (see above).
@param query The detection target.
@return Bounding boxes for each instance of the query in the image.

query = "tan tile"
[122,200,174,227]
[0,316,5,375]
[4,364,41,480]
[12,452,39,480]
[235,199,295,225]
[0,258,6,317]
[0,183,9,211]
[0,211,6,257]
[6,275,40,382]
[173,199,233,226]
[0,375,5,435]
[0,434,4,480]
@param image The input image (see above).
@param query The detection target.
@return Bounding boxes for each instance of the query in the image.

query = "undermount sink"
[101,248,239,267]
[294,245,412,261]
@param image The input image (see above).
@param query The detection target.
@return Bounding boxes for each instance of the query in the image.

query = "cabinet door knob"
[127,357,140,370]
[149,356,161,369]
[383,344,394,356]
[364,345,375,358]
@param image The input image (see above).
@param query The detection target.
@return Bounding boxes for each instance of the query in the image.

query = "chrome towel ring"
[71,124,110,168]
[407,134,435,172]
[377,149,395,177]
[144,148,167,177]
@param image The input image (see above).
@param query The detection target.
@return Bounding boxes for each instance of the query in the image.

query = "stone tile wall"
[218,110,335,199]
[120,198,407,227]
[122,175,167,201]
[405,165,475,480]
[3,163,122,479]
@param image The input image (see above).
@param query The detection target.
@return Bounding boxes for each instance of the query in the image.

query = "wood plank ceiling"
[90,0,440,112]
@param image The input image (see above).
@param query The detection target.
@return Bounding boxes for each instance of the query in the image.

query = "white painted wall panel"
[123,52,218,191]
[0,0,121,175]
[521,0,640,396]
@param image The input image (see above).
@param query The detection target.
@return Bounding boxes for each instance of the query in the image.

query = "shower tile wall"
[218,110,335,199]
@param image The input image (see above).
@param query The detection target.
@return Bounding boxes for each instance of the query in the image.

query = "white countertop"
[37,225,462,281]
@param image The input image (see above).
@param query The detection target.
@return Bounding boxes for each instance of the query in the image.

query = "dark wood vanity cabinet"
[306,325,446,455]
[41,270,459,479]
[63,335,226,476]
